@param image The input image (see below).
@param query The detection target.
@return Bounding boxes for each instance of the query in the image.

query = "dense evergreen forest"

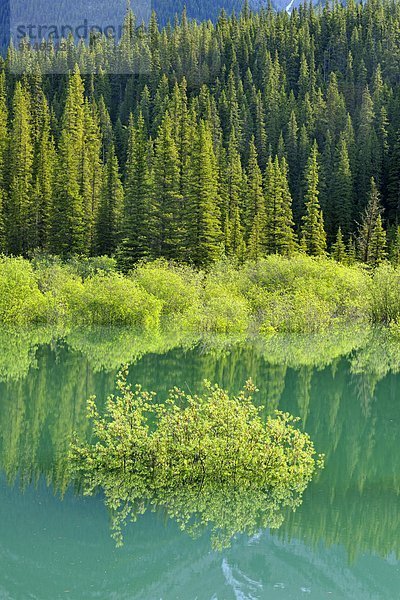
[1,0,400,268]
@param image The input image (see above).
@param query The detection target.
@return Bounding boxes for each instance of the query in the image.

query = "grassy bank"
[1,253,399,333]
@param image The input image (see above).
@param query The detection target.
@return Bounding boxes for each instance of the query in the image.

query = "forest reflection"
[1,325,399,560]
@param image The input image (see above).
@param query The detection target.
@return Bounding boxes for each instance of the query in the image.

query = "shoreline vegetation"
[1,253,400,332]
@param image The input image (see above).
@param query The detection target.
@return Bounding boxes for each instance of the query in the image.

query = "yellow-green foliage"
[77,273,163,327]
[241,255,369,333]
[0,257,49,324]
[369,263,400,324]
[36,263,85,321]
[132,260,202,319]
[196,281,251,333]
[70,371,322,548]
[0,254,393,331]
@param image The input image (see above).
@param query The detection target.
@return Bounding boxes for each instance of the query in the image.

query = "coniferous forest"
[1,0,400,268]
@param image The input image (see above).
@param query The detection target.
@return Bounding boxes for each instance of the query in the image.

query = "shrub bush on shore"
[0,253,398,332]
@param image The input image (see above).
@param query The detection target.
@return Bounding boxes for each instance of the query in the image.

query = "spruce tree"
[264,156,296,256]
[389,226,400,266]
[357,178,385,265]
[244,137,265,244]
[82,99,102,254]
[186,120,222,265]
[119,113,154,268]
[153,112,183,259]
[29,75,54,251]
[300,141,327,256]
[51,67,86,255]
[96,144,123,255]
[332,136,353,238]
[331,227,347,263]
[369,214,387,266]
[7,82,34,255]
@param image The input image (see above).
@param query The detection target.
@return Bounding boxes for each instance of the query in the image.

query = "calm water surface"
[1,327,400,599]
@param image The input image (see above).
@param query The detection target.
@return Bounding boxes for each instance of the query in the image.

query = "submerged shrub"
[70,370,323,548]
[0,257,49,324]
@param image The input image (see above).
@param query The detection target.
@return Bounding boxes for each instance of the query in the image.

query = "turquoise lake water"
[1,327,400,599]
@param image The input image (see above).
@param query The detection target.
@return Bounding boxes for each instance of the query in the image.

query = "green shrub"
[66,255,117,280]
[70,371,323,548]
[0,257,49,324]
[369,263,400,324]
[77,273,163,327]
[196,281,251,333]
[35,263,85,322]
[260,289,333,333]
[243,255,369,332]
[132,260,202,319]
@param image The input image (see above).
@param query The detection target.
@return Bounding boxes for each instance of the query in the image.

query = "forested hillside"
[1,0,400,268]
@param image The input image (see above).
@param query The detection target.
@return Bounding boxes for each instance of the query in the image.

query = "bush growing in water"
[69,369,323,548]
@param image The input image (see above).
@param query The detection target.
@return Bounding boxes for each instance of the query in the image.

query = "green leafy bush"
[77,273,163,327]
[35,262,85,322]
[66,255,117,280]
[369,263,400,324]
[243,255,369,332]
[132,260,202,320]
[0,254,388,332]
[0,257,49,325]
[70,370,323,548]
[195,281,251,333]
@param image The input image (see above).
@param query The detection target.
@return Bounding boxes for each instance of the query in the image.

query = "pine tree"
[277,157,296,256]
[29,71,54,250]
[389,226,400,266]
[331,227,347,262]
[186,120,222,265]
[346,234,357,265]
[228,205,246,260]
[153,112,183,259]
[356,86,379,210]
[223,127,245,256]
[357,178,385,265]
[264,156,295,256]
[248,211,264,261]
[82,99,102,254]
[300,141,326,256]
[369,214,387,266]
[7,82,34,255]
[119,113,154,268]
[286,110,298,199]
[96,144,123,255]
[331,136,353,238]
[244,137,265,243]
[51,67,86,255]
